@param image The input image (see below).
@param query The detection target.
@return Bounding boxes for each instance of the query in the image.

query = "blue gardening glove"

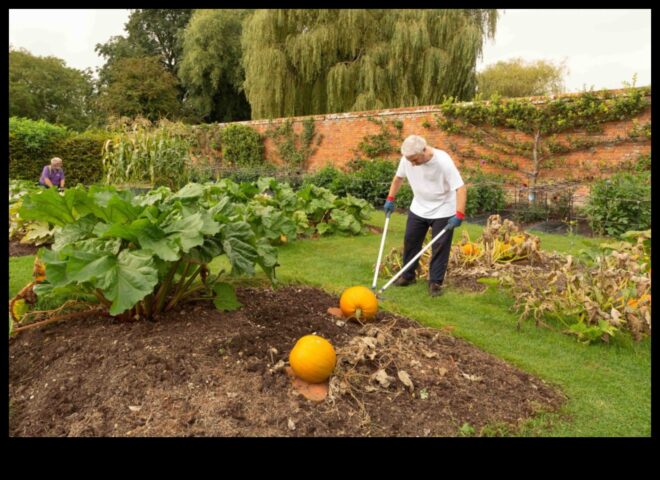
[447,212,465,229]
[384,196,396,215]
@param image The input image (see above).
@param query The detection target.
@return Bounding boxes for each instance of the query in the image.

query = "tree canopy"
[95,9,193,80]
[477,58,567,98]
[241,9,498,119]
[9,48,96,131]
[178,9,252,122]
[95,56,183,122]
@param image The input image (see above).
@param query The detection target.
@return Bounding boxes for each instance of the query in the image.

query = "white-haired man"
[39,157,65,190]
[384,135,467,297]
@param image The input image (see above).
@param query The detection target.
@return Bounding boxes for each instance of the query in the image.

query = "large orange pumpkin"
[289,335,337,383]
[339,286,378,320]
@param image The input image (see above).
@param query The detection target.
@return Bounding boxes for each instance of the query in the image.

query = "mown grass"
[258,211,649,436]
[9,211,650,436]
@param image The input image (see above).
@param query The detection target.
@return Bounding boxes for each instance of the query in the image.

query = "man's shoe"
[429,282,444,297]
[394,276,416,287]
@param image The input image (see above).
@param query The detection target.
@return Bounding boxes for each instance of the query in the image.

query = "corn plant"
[102,121,192,190]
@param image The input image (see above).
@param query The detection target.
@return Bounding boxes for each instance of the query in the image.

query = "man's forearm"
[456,185,467,214]
[44,178,53,187]
[388,176,404,198]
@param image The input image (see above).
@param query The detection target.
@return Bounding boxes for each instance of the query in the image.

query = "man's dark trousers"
[400,211,454,284]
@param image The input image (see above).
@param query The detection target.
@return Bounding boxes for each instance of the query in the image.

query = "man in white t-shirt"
[383,135,467,296]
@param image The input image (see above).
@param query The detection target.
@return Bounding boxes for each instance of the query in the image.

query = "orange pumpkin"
[460,243,481,256]
[289,335,337,383]
[339,286,378,320]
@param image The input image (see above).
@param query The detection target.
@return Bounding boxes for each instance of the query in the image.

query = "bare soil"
[9,286,565,437]
[9,240,45,257]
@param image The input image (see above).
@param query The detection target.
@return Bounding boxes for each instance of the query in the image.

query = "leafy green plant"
[464,172,506,216]
[220,124,265,167]
[303,165,345,191]
[512,203,548,224]
[178,177,374,243]
[11,183,278,333]
[9,180,56,246]
[583,172,651,237]
[9,117,69,152]
[304,159,413,210]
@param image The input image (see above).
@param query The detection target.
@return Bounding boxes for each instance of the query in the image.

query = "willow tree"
[241,9,498,119]
[178,9,252,122]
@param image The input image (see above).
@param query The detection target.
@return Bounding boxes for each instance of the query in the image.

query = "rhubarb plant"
[13,183,277,332]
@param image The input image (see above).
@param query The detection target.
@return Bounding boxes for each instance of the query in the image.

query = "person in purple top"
[39,157,65,190]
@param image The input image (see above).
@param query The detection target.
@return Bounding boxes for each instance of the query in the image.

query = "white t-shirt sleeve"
[444,155,464,191]
[395,157,407,178]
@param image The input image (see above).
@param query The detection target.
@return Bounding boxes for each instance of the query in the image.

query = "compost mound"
[9,286,565,437]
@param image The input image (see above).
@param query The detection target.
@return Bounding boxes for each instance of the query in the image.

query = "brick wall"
[216,89,651,193]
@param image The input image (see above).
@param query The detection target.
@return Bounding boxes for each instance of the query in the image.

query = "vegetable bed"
[9,286,565,437]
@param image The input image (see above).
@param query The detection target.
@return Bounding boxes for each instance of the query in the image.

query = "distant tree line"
[9,9,573,130]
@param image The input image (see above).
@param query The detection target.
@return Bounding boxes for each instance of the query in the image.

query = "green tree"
[241,9,498,119]
[179,9,252,122]
[477,58,567,98]
[94,35,147,86]
[94,8,193,119]
[9,48,96,131]
[95,56,183,121]
[95,9,193,80]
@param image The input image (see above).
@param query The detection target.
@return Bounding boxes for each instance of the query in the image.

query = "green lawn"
[9,211,650,436]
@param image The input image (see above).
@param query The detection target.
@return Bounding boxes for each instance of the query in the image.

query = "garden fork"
[375,225,451,298]
[371,211,392,293]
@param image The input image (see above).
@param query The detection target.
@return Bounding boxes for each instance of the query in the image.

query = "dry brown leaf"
[462,373,482,382]
[398,371,414,391]
[372,369,394,388]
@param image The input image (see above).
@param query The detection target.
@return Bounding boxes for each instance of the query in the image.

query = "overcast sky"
[8,8,652,92]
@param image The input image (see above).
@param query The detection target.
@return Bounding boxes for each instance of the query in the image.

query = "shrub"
[9,117,69,151]
[220,124,264,167]
[303,165,345,190]
[53,132,107,185]
[584,171,651,237]
[303,159,413,209]
[464,172,506,216]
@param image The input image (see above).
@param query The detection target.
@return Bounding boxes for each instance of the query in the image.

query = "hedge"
[9,117,109,186]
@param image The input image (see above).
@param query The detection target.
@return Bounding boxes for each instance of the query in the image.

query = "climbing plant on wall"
[356,117,404,159]
[436,86,651,202]
[265,117,321,170]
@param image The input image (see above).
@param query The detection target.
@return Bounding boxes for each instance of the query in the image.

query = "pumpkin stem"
[355,307,362,320]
